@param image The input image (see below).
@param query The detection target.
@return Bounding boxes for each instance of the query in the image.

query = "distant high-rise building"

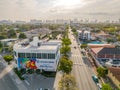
[30,19,42,25]
[15,21,26,24]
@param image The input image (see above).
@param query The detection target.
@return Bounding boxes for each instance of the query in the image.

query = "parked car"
[36,88,49,90]
[92,75,99,83]
[97,83,102,90]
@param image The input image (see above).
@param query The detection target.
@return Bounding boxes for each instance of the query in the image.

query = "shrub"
[81,44,87,49]
[27,69,34,74]
[20,68,26,75]
[35,69,41,74]
[41,71,56,77]
[14,68,24,80]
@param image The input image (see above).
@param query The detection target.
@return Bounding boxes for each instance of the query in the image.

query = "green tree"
[0,35,6,40]
[97,67,108,78]
[62,38,71,46]
[59,74,77,90]
[0,41,2,48]
[73,31,78,37]
[19,33,27,39]
[60,46,71,55]
[72,28,76,32]
[102,84,112,90]
[80,44,87,48]
[3,55,13,64]
[117,35,120,41]
[59,58,73,74]
[48,24,59,30]
[106,38,114,43]
[7,30,17,38]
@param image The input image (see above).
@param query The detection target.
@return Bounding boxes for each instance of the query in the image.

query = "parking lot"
[23,74,55,90]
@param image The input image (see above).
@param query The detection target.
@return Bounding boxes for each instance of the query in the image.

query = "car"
[92,75,99,83]
[44,89,49,90]
[36,88,43,90]
[36,88,49,90]
[97,83,102,90]
[74,46,76,49]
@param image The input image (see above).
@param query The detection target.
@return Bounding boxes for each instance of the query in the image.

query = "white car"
[97,83,102,90]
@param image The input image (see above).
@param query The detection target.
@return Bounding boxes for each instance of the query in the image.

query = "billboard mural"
[18,58,37,69]
[17,58,56,70]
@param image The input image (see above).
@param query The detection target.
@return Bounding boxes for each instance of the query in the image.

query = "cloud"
[0,0,120,21]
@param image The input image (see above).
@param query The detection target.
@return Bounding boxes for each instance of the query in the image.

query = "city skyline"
[0,0,120,21]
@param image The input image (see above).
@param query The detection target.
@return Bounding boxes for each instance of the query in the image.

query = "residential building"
[90,47,120,61]
[0,38,18,46]
[24,28,51,38]
[108,67,120,89]
[77,30,91,40]
[13,37,61,71]
[96,31,110,41]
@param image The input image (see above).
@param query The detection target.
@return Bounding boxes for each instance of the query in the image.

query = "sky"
[0,0,120,21]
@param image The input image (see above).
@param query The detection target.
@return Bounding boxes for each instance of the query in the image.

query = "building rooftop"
[77,30,90,33]
[0,38,18,42]
[91,47,103,54]
[109,67,120,82]
[98,48,120,55]
[14,37,61,51]
[88,44,115,48]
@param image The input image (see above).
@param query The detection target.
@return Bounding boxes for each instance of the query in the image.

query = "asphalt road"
[68,27,98,90]
[0,61,18,90]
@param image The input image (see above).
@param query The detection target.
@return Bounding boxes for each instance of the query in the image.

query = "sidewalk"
[53,71,63,90]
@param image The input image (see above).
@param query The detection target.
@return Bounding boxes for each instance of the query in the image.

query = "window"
[18,53,25,58]
[37,53,41,59]
[48,53,51,59]
[26,53,31,58]
[51,54,55,59]
[42,53,47,59]
[31,53,36,58]
[48,53,55,59]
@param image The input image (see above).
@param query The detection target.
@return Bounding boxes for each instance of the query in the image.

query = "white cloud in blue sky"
[0,0,120,21]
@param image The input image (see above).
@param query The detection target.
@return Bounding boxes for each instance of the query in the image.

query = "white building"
[77,30,91,40]
[13,37,61,71]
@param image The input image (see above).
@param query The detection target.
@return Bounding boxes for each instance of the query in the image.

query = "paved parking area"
[23,74,55,90]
